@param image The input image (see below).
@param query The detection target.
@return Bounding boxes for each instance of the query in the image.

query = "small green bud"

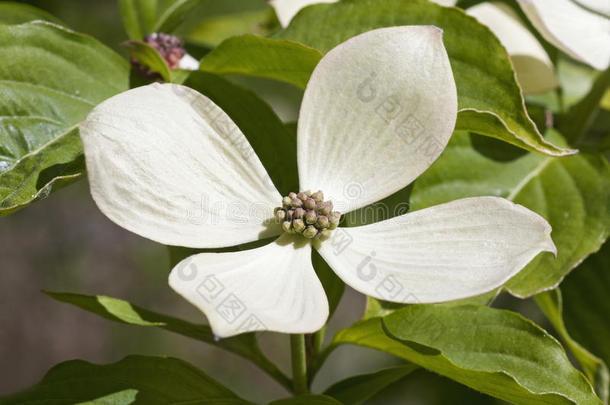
[316,229,331,240]
[305,210,317,224]
[291,198,303,208]
[282,221,293,233]
[286,209,294,220]
[329,211,341,223]
[274,208,286,221]
[288,192,297,199]
[297,192,308,201]
[328,212,340,230]
[316,215,330,228]
[293,219,305,233]
[304,198,316,210]
[305,190,312,197]
[293,208,305,218]
[282,196,292,207]
[311,191,324,202]
[303,225,318,239]
[318,201,332,216]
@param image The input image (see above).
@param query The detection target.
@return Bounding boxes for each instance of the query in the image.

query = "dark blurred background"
[0,1,533,403]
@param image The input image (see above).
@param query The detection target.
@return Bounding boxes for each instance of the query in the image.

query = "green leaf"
[176,0,275,48]
[45,291,292,391]
[332,306,602,405]
[323,364,417,405]
[123,39,191,84]
[0,21,130,216]
[312,249,344,319]
[536,289,609,403]
[118,0,155,39]
[184,71,298,194]
[152,0,200,34]
[362,288,499,320]
[274,0,575,157]
[560,242,610,395]
[269,395,343,405]
[199,35,322,89]
[123,40,172,81]
[0,1,62,25]
[0,355,253,404]
[558,66,610,147]
[75,389,138,405]
[409,131,610,297]
[118,0,199,39]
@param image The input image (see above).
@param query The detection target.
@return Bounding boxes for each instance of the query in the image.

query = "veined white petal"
[179,53,199,70]
[270,0,338,27]
[468,2,558,94]
[519,0,610,70]
[80,83,281,249]
[168,234,328,337]
[298,26,457,214]
[317,197,555,303]
[573,0,610,16]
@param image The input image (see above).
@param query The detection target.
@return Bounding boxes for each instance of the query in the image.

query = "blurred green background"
[0,1,558,403]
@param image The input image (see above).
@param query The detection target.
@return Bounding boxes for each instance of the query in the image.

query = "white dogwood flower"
[80,26,556,338]
[518,0,610,70]
[467,2,557,94]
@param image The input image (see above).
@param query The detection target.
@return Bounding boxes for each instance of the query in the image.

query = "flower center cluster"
[274,191,341,239]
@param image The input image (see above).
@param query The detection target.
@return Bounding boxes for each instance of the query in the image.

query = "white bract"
[80,26,556,338]
[467,2,557,94]
[518,0,610,70]
[178,53,200,70]
[430,0,458,6]
[270,0,338,27]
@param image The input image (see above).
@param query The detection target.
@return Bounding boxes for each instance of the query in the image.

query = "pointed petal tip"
[427,25,444,36]
[544,232,558,258]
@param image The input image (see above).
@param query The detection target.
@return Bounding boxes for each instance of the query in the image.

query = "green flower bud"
[293,208,305,218]
[316,229,331,240]
[303,225,318,239]
[329,211,341,225]
[291,198,303,208]
[282,221,293,233]
[304,198,316,210]
[286,209,294,221]
[274,208,286,221]
[288,192,297,199]
[318,201,332,216]
[282,196,292,207]
[311,191,324,202]
[316,215,330,229]
[297,192,308,201]
[305,210,317,224]
[305,190,312,197]
[293,219,305,233]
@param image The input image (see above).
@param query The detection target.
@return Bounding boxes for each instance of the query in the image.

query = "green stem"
[559,66,610,145]
[312,325,326,355]
[290,334,309,395]
[308,342,337,383]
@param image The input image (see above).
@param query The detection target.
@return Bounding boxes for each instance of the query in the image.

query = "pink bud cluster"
[274,190,341,239]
